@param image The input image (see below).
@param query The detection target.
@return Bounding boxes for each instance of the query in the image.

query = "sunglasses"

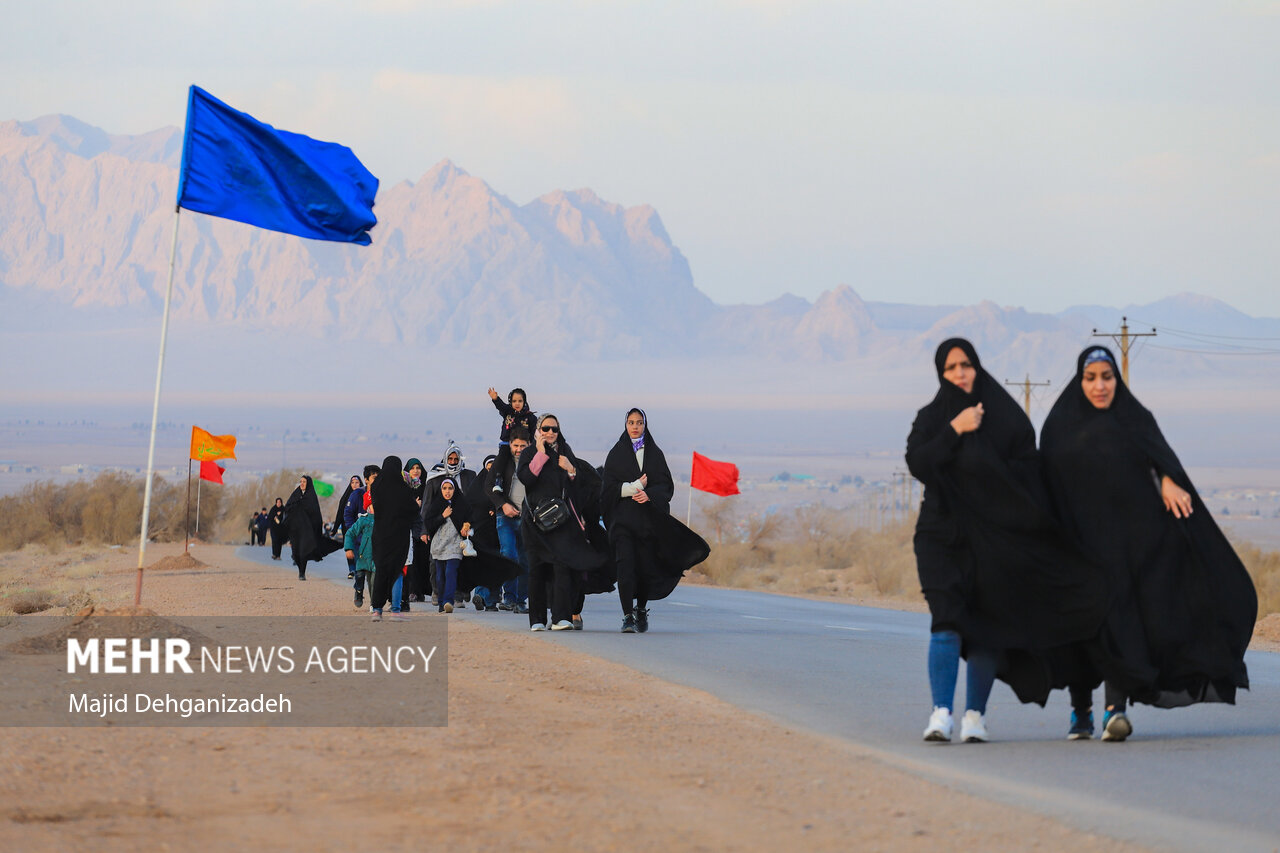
[540,425,560,433]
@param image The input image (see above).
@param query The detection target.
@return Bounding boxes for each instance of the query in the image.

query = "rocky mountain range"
[3,114,1279,392]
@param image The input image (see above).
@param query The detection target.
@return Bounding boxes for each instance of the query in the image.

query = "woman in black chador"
[601,408,710,633]
[267,497,286,560]
[368,455,423,622]
[906,339,1108,743]
[284,475,341,580]
[517,414,609,631]
[1041,346,1257,742]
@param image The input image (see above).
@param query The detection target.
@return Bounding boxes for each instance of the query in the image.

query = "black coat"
[1041,346,1256,707]
[601,428,709,601]
[906,338,1109,705]
[517,439,611,585]
[370,458,421,575]
[284,476,341,566]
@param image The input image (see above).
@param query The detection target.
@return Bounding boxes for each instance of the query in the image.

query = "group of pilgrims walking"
[271,339,1257,744]
[908,339,1257,743]
[277,388,710,634]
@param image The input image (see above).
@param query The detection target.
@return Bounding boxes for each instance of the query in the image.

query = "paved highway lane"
[237,545,1280,851]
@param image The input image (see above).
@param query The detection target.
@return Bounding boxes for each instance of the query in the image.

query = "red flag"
[691,452,739,496]
[199,460,225,484]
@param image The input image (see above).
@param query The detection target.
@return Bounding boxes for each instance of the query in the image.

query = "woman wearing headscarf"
[403,457,428,608]
[267,497,286,560]
[424,442,476,607]
[602,408,710,633]
[517,414,609,631]
[284,475,341,580]
[334,474,363,579]
[369,455,423,622]
[1041,346,1257,741]
[422,477,472,613]
[906,339,1108,743]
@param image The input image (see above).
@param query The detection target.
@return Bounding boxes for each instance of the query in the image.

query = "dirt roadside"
[0,544,1143,852]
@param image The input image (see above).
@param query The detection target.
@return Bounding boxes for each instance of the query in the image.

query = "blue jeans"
[391,573,403,613]
[496,514,529,605]
[435,558,460,608]
[928,630,997,714]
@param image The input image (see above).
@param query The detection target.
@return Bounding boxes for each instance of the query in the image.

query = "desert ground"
[0,541,1173,852]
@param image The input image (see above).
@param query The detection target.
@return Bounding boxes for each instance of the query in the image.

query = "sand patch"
[146,552,207,572]
[4,605,210,654]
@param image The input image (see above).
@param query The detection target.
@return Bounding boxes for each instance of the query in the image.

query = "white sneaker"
[530,623,547,632]
[550,620,574,631]
[960,710,989,743]
[923,707,953,742]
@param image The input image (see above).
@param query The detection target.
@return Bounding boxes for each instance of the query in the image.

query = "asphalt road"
[239,544,1280,852]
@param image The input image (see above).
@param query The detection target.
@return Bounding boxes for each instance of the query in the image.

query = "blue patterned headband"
[1083,348,1115,369]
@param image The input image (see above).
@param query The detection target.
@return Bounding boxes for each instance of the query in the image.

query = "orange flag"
[190,426,237,461]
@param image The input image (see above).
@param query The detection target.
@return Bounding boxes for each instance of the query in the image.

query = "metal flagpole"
[195,475,202,536]
[184,458,192,553]
[686,484,692,527]
[136,206,182,606]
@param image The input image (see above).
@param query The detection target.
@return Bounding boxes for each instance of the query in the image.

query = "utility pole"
[1092,316,1157,385]
[1004,374,1052,416]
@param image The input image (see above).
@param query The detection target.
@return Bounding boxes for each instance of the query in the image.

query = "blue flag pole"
[135,206,182,605]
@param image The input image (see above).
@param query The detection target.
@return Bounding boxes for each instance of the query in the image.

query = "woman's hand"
[535,431,547,452]
[420,534,429,544]
[1162,476,1194,518]
[639,473,648,488]
[442,506,452,518]
[951,403,984,435]
[558,455,575,475]
[632,490,650,504]
[460,522,471,537]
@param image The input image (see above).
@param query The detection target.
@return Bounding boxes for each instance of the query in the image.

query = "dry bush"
[6,588,54,614]
[1236,543,1280,620]
[689,497,921,600]
[0,472,199,550]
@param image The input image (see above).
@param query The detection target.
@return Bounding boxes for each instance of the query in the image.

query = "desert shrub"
[689,497,920,599]
[5,588,54,614]
[1236,543,1280,620]
[0,471,223,551]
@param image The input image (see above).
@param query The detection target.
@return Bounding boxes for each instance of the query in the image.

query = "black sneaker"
[472,595,484,611]
[514,603,529,615]
[347,571,355,580]
[354,591,363,608]
[1068,709,1094,740]
[635,608,649,633]
[402,601,411,612]
[498,601,515,612]
[486,603,499,612]
[621,613,637,633]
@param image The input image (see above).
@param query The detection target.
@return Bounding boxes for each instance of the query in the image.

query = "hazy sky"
[4,1,1279,313]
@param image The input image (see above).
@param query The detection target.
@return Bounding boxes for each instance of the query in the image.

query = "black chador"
[1041,346,1256,707]
[284,475,340,579]
[368,456,421,614]
[906,339,1109,704]
[601,409,710,626]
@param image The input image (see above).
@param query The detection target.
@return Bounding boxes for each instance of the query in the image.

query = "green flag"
[313,479,335,498]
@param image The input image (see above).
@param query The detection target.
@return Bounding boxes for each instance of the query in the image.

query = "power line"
[1092,317,1157,385]
[1003,374,1052,416]
[1127,318,1280,343]
[1148,344,1280,357]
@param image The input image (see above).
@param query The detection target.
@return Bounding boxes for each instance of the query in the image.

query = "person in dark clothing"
[254,508,270,545]
[906,339,1108,744]
[423,443,476,607]
[488,432,533,613]
[284,475,341,580]
[467,454,500,610]
[1042,346,1257,742]
[601,408,709,634]
[422,478,472,613]
[369,455,423,622]
[268,498,286,559]
[333,475,363,578]
[488,387,538,445]
[403,457,428,608]
[343,465,381,532]
[517,414,608,631]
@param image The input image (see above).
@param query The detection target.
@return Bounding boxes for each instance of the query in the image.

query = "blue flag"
[176,86,378,245]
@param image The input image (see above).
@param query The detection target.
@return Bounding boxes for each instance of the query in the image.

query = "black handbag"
[532,496,571,532]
